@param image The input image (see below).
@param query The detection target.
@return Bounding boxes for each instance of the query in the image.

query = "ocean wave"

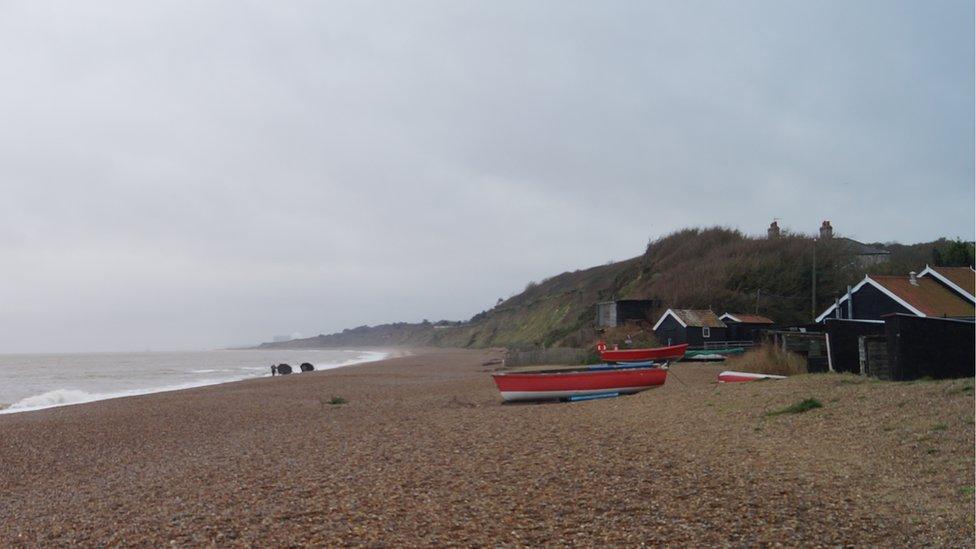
[0,379,231,415]
[0,351,389,415]
[3,388,104,412]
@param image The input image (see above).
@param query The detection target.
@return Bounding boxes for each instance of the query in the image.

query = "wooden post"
[811,238,818,320]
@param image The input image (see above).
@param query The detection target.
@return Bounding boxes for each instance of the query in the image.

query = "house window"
[702,326,711,338]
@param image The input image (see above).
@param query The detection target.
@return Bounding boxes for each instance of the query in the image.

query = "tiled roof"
[870,275,975,318]
[671,309,726,328]
[722,313,774,324]
[839,237,890,256]
[926,266,975,298]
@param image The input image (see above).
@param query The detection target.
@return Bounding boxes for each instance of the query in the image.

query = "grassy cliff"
[262,228,965,350]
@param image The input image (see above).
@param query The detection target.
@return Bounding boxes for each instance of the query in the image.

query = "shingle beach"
[1,349,973,546]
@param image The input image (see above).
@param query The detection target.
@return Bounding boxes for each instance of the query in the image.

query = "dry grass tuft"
[725,342,807,376]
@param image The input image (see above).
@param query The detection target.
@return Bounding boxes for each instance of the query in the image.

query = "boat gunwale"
[492,366,667,377]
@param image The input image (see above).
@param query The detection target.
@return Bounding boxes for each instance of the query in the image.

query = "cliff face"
[262,228,957,350]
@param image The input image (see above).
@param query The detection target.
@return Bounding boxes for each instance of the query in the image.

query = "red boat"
[492,367,667,402]
[598,343,688,363]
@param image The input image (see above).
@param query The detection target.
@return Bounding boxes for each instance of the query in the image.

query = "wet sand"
[1,349,972,546]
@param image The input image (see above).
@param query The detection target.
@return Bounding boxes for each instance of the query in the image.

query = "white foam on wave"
[0,379,236,415]
[311,350,389,371]
[0,351,390,415]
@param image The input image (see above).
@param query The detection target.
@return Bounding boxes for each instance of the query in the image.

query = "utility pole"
[811,238,818,320]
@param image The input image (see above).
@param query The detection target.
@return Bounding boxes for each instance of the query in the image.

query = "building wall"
[654,317,728,346]
[693,326,728,346]
[725,322,768,342]
[596,302,617,327]
[833,283,914,321]
[824,319,885,374]
[885,315,976,380]
[654,316,686,345]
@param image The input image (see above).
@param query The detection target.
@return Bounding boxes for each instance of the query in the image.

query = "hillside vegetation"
[261,228,968,351]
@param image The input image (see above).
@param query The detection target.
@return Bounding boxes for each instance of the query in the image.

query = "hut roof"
[653,309,726,330]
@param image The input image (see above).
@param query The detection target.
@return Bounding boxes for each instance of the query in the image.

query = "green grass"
[328,396,348,406]
[961,486,975,497]
[766,398,823,417]
[932,423,948,432]
[948,384,974,395]
[926,448,939,455]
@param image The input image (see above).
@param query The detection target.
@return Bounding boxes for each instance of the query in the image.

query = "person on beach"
[271,364,277,376]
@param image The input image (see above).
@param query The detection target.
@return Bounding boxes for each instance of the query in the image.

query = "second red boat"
[599,343,688,363]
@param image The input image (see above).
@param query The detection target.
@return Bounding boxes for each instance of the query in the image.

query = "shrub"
[725,342,807,376]
[767,398,823,416]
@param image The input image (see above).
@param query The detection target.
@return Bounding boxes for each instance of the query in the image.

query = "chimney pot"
[909,271,918,286]
[819,220,833,239]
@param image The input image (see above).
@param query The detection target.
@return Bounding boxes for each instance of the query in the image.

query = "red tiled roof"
[870,275,975,318]
[928,266,975,298]
[722,313,775,324]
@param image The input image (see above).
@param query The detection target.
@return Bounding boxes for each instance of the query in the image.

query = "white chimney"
[909,271,918,286]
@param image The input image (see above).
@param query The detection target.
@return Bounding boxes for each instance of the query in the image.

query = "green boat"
[683,347,746,358]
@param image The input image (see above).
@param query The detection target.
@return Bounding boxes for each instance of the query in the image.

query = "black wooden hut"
[652,309,727,346]
[719,313,775,342]
[816,273,974,323]
[595,299,661,328]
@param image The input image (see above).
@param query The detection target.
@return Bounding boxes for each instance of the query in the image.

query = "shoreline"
[1,349,971,545]
[0,348,398,416]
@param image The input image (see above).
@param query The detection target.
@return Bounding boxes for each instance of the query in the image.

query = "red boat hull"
[492,367,667,402]
[600,344,688,363]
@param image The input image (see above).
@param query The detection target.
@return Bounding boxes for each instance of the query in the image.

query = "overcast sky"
[0,1,972,352]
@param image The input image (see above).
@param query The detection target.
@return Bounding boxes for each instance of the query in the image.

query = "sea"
[0,349,387,415]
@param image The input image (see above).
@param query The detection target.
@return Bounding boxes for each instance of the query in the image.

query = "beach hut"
[719,313,775,342]
[595,299,661,328]
[652,309,727,346]
[816,272,975,323]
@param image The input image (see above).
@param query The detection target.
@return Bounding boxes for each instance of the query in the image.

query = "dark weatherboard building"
[719,313,775,341]
[595,299,661,328]
[652,309,727,346]
[816,271,975,323]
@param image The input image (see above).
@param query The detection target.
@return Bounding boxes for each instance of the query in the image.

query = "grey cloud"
[0,1,971,351]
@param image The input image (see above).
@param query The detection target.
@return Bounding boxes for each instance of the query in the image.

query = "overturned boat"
[718,371,786,383]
